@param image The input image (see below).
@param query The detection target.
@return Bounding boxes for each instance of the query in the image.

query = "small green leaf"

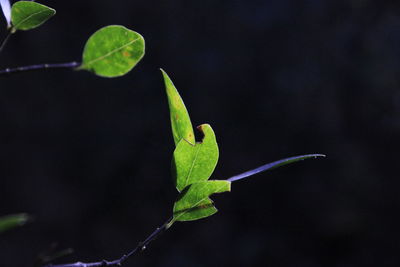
[172,124,219,192]
[0,213,29,234]
[171,180,231,224]
[161,69,195,146]
[79,25,145,78]
[11,1,55,31]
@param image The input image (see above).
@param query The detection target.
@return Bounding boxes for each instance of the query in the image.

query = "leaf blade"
[11,1,55,31]
[172,180,231,223]
[172,124,219,192]
[161,69,195,146]
[80,25,145,78]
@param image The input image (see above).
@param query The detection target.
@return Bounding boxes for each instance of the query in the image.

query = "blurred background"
[0,0,399,266]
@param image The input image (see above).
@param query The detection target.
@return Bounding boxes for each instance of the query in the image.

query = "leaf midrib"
[183,143,202,189]
[83,37,141,67]
[14,8,51,29]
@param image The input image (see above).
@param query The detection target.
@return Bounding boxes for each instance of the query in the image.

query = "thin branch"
[0,30,12,54]
[0,61,81,76]
[227,154,325,182]
[43,217,172,267]
[41,155,325,267]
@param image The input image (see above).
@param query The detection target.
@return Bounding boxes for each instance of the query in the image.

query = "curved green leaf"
[11,1,55,31]
[171,180,231,224]
[79,25,145,78]
[161,69,195,146]
[172,124,219,192]
[0,213,29,234]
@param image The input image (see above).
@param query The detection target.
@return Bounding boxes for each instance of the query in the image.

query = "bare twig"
[0,30,12,54]
[0,61,81,75]
[227,154,325,182]
[43,217,172,267]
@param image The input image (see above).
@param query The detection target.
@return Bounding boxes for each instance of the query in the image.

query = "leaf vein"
[184,143,202,188]
[14,9,50,29]
[84,37,141,67]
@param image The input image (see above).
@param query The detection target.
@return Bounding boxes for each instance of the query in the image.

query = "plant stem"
[227,154,325,182]
[0,31,12,54]
[43,217,172,267]
[0,62,81,76]
[41,155,324,266]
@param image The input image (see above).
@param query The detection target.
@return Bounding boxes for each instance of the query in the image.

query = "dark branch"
[0,62,81,76]
[43,217,172,267]
[41,155,325,266]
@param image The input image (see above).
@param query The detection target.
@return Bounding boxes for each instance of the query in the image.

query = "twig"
[41,154,325,267]
[0,61,81,76]
[227,154,325,182]
[43,217,172,267]
[0,30,12,54]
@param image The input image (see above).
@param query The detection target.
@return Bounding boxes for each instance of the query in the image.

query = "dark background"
[0,0,399,266]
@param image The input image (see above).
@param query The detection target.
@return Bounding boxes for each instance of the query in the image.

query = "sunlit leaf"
[227,154,326,182]
[171,180,231,223]
[162,72,228,225]
[161,69,195,146]
[0,213,30,234]
[163,70,325,226]
[0,0,11,28]
[172,124,219,192]
[79,25,145,78]
[11,1,55,31]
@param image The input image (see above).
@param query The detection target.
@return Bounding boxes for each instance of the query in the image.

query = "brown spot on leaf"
[197,203,213,209]
[122,51,131,57]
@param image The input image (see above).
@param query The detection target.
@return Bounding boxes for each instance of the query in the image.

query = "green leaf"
[0,213,29,234]
[161,69,195,146]
[11,1,55,31]
[171,180,231,224]
[162,71,228,225]
[172,124,219,192]
[79,25,145,78]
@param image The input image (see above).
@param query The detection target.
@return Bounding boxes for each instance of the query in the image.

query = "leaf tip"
[196,124,209,131]
[160,68,171,82]
[0,213,31,234]
[18,213,31,225]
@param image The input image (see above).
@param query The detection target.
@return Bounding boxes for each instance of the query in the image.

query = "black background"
[1,0,399,266]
